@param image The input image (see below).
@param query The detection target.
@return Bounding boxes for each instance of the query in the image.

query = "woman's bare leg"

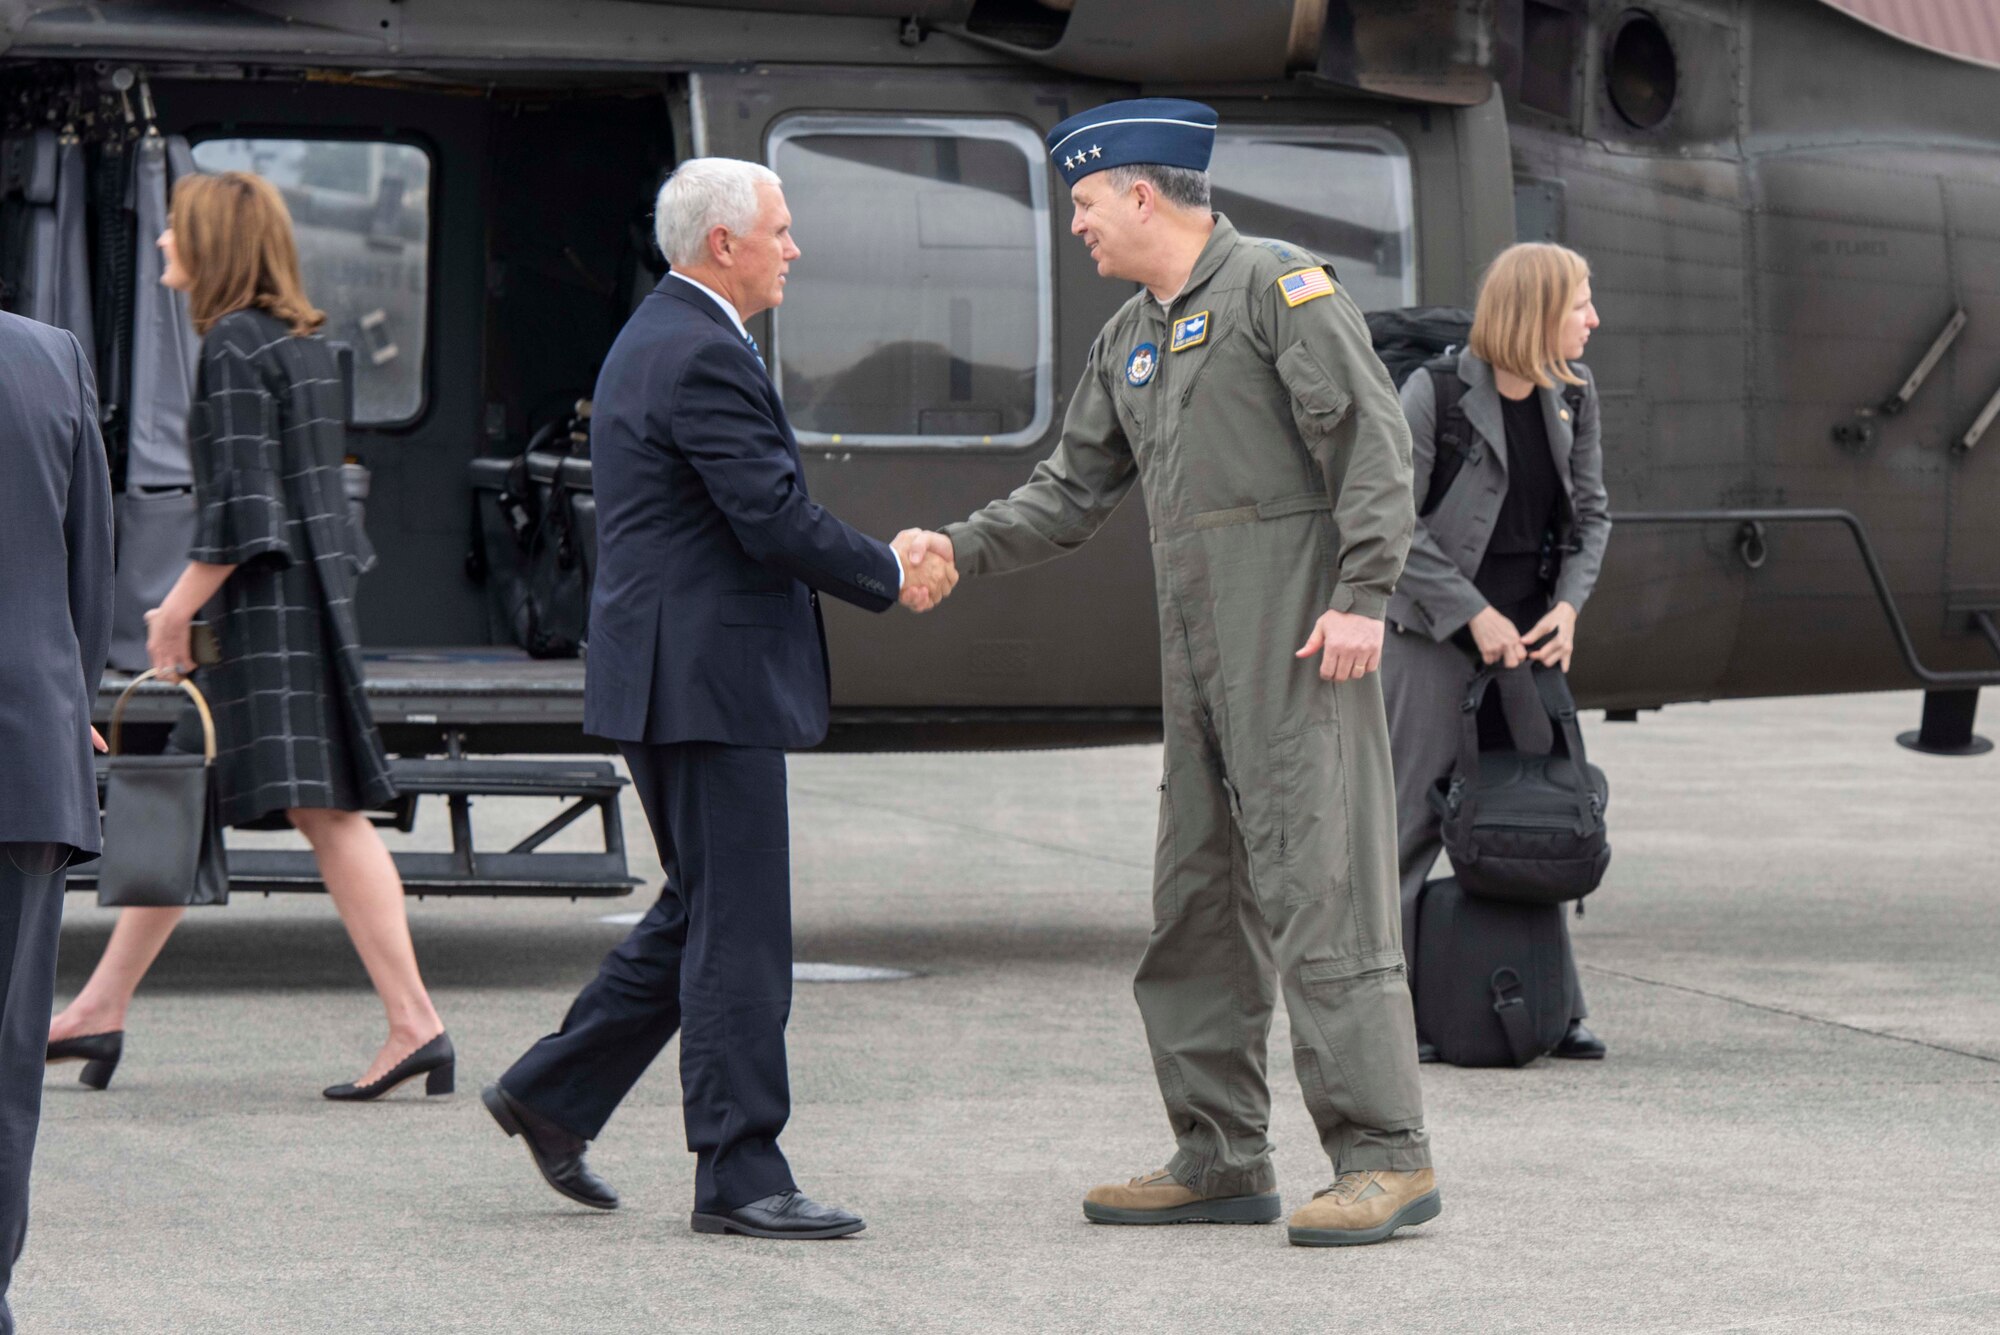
[48,907,187,1041]
[290,807,445,1084]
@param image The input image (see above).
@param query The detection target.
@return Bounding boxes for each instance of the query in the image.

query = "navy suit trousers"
[1,845,67,1335]
[502,742,798,1213]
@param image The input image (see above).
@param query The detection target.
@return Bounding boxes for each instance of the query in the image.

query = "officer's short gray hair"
[1102,163,1211,212]
[656,158,783,268]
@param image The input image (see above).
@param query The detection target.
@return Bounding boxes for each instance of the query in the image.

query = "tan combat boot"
[1286,1168,1441,1246]
[1082,1168,1282,1225]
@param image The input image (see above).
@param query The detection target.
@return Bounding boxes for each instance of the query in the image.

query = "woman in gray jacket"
[1383,241,1611,1060]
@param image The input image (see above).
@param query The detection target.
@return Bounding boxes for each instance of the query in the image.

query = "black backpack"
[1363,307,1476,516]
[1406,877,1572,1068]
[1365,306,1472,388]
[1429,664,1611,906]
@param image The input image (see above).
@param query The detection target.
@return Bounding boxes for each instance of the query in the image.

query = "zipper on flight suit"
[1170,592,1215,726]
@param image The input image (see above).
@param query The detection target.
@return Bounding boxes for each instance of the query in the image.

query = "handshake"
[891,529,958,613]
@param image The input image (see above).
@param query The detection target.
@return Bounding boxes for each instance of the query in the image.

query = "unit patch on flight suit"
[1127,342,1159,386]
[1171,311,1209,352]
[1277,267,1336,307]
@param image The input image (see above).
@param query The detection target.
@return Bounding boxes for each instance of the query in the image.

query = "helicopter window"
[189,138,431,426]
[768,116,1052,448]
[1606,11,1677,130]
[1207,127,1416,312]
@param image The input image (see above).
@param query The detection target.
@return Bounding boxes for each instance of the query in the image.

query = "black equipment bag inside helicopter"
[465,405,596,659]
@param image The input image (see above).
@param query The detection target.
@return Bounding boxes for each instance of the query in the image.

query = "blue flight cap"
[1046,98,1218,189]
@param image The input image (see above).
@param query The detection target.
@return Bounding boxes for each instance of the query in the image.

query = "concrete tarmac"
[20,690,2000,1334]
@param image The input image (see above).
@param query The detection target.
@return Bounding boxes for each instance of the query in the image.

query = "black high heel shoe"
[46,1031,124,1090]
[322,1032,455,1102]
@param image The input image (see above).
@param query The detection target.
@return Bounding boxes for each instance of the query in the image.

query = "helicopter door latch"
[1835,307,1967,450]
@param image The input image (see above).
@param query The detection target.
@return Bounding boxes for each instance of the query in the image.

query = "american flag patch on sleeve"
[1277,267,1336,307]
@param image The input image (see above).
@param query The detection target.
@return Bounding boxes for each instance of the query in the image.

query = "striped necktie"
[743,330,765,369]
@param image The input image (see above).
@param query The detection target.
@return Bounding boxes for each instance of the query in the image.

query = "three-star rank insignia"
[1126,342,1158,386]
[1170,311,1209,352]
[1277,267,1336,308]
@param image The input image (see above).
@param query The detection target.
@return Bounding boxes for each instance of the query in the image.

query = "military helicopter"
[4,0,1997,898]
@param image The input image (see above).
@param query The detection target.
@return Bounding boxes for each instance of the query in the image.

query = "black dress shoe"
[1416,1040,1440,1065]
[691,1190,865,1240]
[323,1032,456,1101]
[481,1083,619,1210]
[1553,1020,1606,1060]
[46,1030,124,1090]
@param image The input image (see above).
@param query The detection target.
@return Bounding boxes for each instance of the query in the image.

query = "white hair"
[656,157,782,268]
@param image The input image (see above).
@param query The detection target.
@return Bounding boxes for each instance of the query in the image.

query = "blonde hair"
[1467,242,1590,388]
[170,171,325,337]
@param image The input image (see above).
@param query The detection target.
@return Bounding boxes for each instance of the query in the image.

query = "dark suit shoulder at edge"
[0,308,77,359]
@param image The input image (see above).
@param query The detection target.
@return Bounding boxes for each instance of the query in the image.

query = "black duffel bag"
[1429,664,1610,905]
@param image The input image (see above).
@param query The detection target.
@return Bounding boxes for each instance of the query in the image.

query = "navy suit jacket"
[583,276,900,748]
[0,311,115,855]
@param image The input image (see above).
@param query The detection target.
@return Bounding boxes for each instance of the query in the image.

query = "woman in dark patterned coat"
[47,172,453,1101]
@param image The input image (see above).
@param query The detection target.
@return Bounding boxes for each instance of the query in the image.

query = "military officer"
[911,99,1438,1246]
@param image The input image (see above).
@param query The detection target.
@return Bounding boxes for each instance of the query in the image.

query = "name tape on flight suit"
[1171,311,1209,352]
[1277,268,1336,307]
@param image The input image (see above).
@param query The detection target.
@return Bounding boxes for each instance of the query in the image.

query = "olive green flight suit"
[943,216,1429,1194]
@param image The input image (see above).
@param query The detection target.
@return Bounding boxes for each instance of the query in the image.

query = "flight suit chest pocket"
[1275,341,1353,441]
[719,592,791,627]
[1166,318,1231,399]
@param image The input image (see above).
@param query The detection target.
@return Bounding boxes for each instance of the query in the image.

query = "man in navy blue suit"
[1,309,114,1332]
[484,158,955,1240]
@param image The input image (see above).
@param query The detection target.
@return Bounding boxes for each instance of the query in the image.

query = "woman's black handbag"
[97,669,229,908]
[1428,664,1610,905]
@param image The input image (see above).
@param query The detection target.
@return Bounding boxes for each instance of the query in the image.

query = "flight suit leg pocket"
[1272,722,1351,908]
[1297,956,1426,1135]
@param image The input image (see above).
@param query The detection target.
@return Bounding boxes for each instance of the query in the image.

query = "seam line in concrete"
[790,784,1155,873]
[1679,1285,2000,1333]
[1585,964,2000,1067]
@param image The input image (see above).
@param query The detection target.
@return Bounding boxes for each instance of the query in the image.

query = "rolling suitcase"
[1405,877,1572,1068]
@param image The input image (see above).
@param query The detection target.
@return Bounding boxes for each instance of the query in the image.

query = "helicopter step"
[73,755,640,899]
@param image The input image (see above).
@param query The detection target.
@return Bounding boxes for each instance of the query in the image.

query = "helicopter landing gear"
[1897,688,1993,756]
